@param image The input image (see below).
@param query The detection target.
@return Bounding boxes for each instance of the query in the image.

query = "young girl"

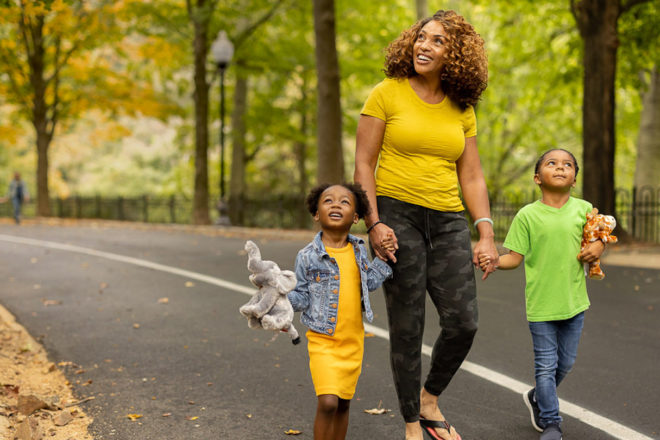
[288,183,393,440]
[479,149,609,440]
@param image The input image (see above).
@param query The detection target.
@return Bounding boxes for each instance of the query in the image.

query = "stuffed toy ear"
[276,270,297,294]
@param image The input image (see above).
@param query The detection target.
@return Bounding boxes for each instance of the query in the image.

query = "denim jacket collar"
[311,231,364,257]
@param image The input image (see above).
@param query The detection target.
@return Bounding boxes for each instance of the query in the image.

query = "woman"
[354,10,498,440]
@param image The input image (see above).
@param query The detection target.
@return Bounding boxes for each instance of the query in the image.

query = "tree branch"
[233,0,285,49]
[0,50,31,109]
[621,0,652,14]
[18,0,34,60]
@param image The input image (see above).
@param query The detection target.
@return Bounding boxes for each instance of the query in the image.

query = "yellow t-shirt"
[361,78,477,211]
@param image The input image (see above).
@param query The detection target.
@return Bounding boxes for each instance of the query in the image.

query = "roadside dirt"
[0,306,93,440]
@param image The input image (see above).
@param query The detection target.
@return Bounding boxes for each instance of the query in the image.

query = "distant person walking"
[5,172,29,224]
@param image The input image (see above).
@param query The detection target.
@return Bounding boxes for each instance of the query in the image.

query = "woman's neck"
[409,75,445,104]
[321,230,350,249]
[540,190,571,209]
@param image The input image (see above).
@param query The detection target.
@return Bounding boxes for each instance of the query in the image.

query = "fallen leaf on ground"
[42,299,62,306]
[185,281,195,287]
[186,416,199,421]
[2,384,20,396]
[364,407,390,415]
[284,429,302,435]
[54,411,74,426]
[364,400,390,415]
[133,323,140,329]
[126,414,143,421]
[157,297,169,304]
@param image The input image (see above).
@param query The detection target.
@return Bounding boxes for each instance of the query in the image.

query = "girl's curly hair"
[305,182,371,219]
[384,10,488,110]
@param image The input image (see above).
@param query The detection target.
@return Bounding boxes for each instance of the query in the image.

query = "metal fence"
[2,187,659,243]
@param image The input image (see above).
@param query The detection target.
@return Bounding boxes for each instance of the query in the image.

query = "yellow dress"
[307,243,364,399]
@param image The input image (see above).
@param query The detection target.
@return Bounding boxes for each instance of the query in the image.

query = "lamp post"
[211,30,234,225]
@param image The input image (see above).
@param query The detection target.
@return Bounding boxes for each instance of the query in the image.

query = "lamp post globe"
[211,30,233,225]
[211,30,234,69]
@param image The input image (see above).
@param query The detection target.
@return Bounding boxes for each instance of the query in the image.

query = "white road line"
[0,233,652,440]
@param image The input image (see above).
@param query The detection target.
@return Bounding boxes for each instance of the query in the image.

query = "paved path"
[0,221,658,439]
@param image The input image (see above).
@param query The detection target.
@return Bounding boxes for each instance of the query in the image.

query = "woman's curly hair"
[384,10,488,110]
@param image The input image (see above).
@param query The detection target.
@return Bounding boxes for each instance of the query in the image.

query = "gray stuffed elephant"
[239,240,300,345]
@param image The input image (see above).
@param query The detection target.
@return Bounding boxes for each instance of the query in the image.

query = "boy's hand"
[578,240,605,263]
[478,254,492,272]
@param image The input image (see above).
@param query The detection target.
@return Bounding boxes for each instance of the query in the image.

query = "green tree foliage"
[471,2,583,202]
[0,0,173,214]
[1,0,656,227]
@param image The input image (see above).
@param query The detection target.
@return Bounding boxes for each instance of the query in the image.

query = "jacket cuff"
[371,257,393,278]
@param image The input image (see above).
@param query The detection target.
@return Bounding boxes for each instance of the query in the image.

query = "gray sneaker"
[540,423,562,440]
[523,388,542,432]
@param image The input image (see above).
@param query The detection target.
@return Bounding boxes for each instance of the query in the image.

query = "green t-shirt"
[503,197,593,322]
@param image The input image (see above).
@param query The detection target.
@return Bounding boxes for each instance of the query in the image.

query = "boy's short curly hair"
[383,9,488,110]
[534,148,580,178]
[305,183,371,219]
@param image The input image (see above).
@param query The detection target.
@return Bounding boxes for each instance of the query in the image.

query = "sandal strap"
[420,418,451,431]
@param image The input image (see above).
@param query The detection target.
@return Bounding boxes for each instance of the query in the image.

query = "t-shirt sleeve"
[463,105,477,137]
[503,211,529,256]
[361,81,387,121]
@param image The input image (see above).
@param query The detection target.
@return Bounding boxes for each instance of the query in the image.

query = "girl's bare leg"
[331,398,350,440]
[314,395,351,440]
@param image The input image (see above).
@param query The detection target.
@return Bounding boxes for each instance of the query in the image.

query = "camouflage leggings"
[376,196,478,423]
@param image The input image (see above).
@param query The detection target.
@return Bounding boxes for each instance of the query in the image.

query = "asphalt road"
[0,223,658,440]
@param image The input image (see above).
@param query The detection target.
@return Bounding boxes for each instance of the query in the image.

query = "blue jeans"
[12,197,22,224]
[528,312,585,427]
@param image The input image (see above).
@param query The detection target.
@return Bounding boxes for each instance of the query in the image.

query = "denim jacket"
[288,232,392,336]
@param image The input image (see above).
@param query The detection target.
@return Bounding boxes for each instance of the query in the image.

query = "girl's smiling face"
[534,150,577,190]
[413,20,449,77]
[314,185,359,231]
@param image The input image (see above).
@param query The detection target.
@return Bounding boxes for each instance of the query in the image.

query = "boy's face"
[314,185,359,231]
[534,150,577,190]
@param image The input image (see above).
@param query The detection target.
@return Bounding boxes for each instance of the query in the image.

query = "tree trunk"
[27,15,52,216]
[633,66,660,241]
[295,73,309,199]
[229,71,248,225]
[191,4,211,225]
[312,0,344,185]
[634,66,660,189]
[416,0,428,20]
[35,125,51,216]
[294,70,310,228]
[573,0,619,216]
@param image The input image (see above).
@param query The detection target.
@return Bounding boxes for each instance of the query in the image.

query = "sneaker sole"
[522,390,543,432]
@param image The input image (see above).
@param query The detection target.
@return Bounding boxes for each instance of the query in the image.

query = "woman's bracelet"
[473,217,494,228]
[366,221,383,233]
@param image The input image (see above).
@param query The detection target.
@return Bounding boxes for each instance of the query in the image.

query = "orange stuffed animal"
[580,208,617,280]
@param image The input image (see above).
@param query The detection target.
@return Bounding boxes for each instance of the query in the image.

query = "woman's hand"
[473,238,499,280]
[369,223,398,263]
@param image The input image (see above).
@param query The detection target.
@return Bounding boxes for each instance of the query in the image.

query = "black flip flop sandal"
[419,417,462,440]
